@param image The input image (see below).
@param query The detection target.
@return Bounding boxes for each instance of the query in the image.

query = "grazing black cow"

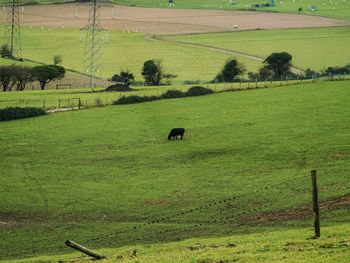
[168,128,185,140]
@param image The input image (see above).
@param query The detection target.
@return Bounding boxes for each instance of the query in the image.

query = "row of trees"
[214,52,294,83]
[0,64,65,91]
[111,59,177,87]
[111,53,296,87]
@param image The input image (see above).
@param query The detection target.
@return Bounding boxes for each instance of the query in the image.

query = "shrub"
[186,86,214,96]
[95,97,104,107]
[0,107,47,122]
[111,70,135,86]
[114,95,154,105]
[0,44,14,59]
[161,89,185,99]
[183,80,201,85]
[114,86,214,105]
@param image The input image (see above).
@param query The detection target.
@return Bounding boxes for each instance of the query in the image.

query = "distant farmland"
[1,26,348,83]
[0,0,349,20]
[114,0,350,20]
[165,26,350,71]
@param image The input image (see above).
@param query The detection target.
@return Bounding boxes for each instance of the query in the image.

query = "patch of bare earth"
[144,199,169,206]
[246,195,350,223]
[0,4,348,35]
[0,214,29,228]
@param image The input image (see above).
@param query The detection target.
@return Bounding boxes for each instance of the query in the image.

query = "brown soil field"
[0,4,349,35]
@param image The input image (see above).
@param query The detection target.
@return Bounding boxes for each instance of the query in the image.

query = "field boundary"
[151,35,306,74]
[1,78,349,112]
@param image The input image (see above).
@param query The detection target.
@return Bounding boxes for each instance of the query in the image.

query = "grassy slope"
[10,224,350,262]
[0,80,349,260]
[0,0,349,20]
[0,26,260,83]
[165,26,350,71]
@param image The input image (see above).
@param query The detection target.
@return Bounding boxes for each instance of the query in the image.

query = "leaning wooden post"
[65,240,106,260]
[311,170,321,238]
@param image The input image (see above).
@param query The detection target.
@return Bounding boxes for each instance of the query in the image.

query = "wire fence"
[1,76,349,112]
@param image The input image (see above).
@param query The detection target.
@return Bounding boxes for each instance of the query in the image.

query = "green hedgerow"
[186,86,214,96]
[0,107,47,122]
[161,89,185,99]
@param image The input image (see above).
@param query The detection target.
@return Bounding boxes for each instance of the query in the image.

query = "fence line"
[1,77,349,111]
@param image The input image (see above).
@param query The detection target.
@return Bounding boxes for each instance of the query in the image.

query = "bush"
[114,86,214,105]
[95,97,104,107]
[0,107,47,122]
[111,70,135,86]
[114,95,154,105]
[183,80,201,85]
[186,86,214,96]
[161,89,185,99]
[0,44,14,59]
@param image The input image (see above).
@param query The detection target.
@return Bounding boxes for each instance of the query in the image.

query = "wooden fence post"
[65,240,106,260]
[311,170,321,238]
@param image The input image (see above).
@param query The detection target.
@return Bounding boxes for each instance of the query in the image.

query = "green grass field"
[0,79,313,109]
[0,26,261,84]
[165,26,350,71]
[1,26,349,85]
[1,80,349,261]
[9,224,350,262]
[0,0,349,20]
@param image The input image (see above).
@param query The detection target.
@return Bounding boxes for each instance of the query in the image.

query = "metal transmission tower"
[84,0,102,89]
[5,0,22,58]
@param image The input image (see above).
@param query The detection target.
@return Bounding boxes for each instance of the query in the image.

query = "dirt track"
[0,4,349,34]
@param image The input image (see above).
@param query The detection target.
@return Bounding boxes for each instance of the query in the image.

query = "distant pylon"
[84,0,102,89]
[5,0,22,58]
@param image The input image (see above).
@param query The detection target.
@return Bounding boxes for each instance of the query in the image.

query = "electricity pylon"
[5,0,22,58]
[84,0,102,89]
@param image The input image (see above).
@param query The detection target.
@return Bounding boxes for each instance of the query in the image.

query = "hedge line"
[114,86,214,105]
[0,107,47,122]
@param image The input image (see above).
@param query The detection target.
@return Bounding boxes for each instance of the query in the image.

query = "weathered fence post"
[65,240,106,260]
[78,98,81,110]
[311,169,321,238]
